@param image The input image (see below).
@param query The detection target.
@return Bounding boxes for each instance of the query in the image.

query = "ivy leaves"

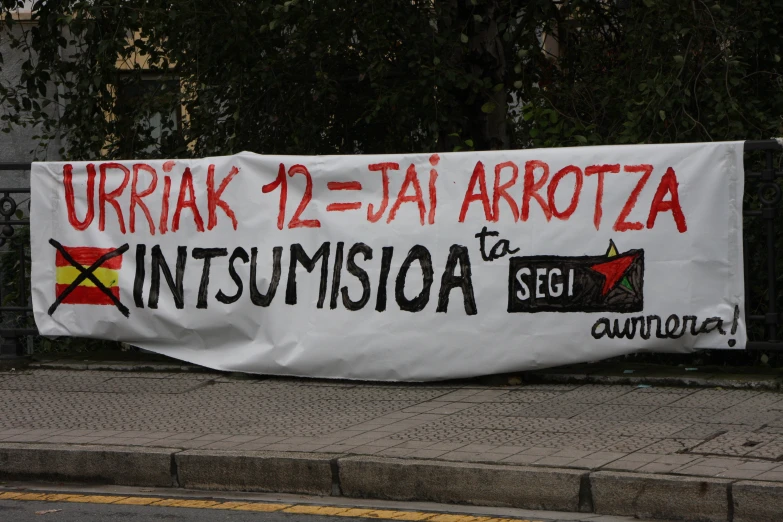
[516,0,783,148]
[1,0,783,158]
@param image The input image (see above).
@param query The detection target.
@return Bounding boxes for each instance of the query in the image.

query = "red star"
[590,254,636,295]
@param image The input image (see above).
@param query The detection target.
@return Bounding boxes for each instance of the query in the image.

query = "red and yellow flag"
[55,246,123,305]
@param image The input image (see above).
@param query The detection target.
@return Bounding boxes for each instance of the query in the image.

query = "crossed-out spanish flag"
[55,246,123,305]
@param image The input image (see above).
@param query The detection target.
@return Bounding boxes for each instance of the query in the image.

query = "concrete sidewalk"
[1,368,782,522]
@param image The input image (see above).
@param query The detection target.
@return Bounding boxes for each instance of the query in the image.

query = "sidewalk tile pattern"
[2,370,783,479]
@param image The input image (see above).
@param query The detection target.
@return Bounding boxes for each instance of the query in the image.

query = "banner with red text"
[31,142,746,381]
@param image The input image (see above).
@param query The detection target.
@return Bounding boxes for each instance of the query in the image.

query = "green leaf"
[481,101,497,114]
[433,57,440,66]
[574,135,588,144]
[464,139,474,147]
[673,55,684,64]
[492,83,504,93]
[659,110,666,121]
[513,80,523,89]
[460,33,469,44]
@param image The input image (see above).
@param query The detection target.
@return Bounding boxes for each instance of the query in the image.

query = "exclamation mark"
[728,304,740,347]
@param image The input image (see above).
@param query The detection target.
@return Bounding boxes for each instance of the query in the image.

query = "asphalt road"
[0,499,665,522]
[0,483,672,522]
[8,500,367,521]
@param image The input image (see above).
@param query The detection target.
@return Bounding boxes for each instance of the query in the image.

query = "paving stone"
[706,408,783,426]
[605,422,688,437]
[573,404,660,421]
[653,454,701,465]
[601,437,659,453]
[555,385,637,404]
[715,468,767,479]
[756,425,783,434]
[518,383,582,391]
[606,389,692,406]
[689,431,779,456]
[668,389,759,408]
[745,438,783,459]
[491,391,565,403]
[640,438,703,455]
[2,367,782,496]
[644,407,723,423]
[482,401,589,418]
[601,459,647,471]
[500,453,542,464]
[754,470,783,481]
[668,423,749,439]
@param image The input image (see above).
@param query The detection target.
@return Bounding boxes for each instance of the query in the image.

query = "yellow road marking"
[0,490,539,521]
[430,515,474,522]
[113,497,162,506]
[366,510,410,519]
[285,505,350,515]
[64,495,127,504]
[390,512,438,521]
[16,493,78,502]
[149,498,184,507]
[207,501,253,509]
[13,493,55,501]
[233,502,290,512]
[339,508,377,517]
[163,499,222,508]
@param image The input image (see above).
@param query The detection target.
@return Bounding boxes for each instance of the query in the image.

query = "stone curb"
[0,443,175,487]
[590,471,731,522]
[175,450,335,495]
[26,360,213,373]
[526,372,782,391]
[3,444,783,521]
[731,480,783,522]
[338,456,586,512]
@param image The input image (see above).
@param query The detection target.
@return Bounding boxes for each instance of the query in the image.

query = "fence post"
[744,140,783,351]
[0,163,33,363]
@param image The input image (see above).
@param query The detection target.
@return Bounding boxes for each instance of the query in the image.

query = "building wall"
[0,18,63,189]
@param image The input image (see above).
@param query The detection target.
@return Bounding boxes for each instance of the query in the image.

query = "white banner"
[31,142,746,381]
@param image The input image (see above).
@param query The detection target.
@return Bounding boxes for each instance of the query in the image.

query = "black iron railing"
[742,140,783,350]
[0,163,34,357]
[1,142,782,357]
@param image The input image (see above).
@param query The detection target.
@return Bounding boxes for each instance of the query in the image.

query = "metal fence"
[1,141,783,357]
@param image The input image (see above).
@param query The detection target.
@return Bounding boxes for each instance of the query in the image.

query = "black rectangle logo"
[507,244,644,313]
